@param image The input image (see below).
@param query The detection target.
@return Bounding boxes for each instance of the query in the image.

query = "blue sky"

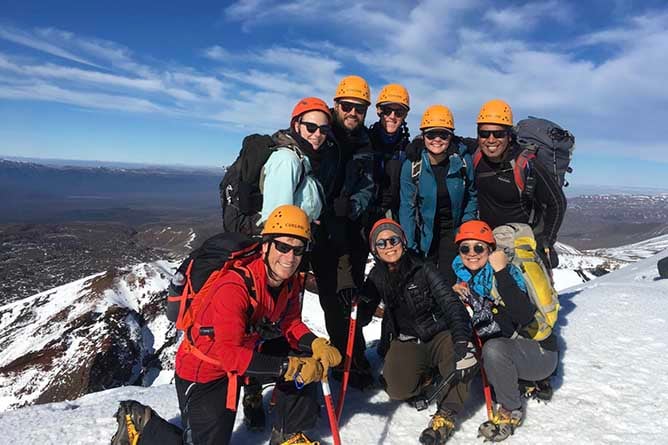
[1,0,667,188]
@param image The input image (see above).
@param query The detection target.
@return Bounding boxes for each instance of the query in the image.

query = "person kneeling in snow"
[359,218,477,445]
[111,205,342,445]
[451,220,559,442]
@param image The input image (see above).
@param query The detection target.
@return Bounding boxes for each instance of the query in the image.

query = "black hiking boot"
[242,383,266,431]
[519,377,553,402]
[269,428,320,445]
[478,406,523,442]
[419,408,456,445]
[110,400,152,445]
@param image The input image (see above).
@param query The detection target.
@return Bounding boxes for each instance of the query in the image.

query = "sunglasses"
[375,235,403,250]
[338,101,368,114]
[478,129,508,139]
[424,130,452,141]
[459,243,488,255]
[380,105,407,118]
[300,121,331,135]
[272,239,307,256]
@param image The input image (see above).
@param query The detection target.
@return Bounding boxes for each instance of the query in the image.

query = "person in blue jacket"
[400,104,477,284]
[259,97,333,225]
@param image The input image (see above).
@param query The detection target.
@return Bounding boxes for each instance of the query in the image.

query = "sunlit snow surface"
[1,251,668,444]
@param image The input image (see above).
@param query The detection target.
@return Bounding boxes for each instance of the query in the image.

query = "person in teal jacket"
[399,105,477,284]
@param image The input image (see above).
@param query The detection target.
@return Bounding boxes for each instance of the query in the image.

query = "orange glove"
[283,357,324,386]
[311,337,343,371]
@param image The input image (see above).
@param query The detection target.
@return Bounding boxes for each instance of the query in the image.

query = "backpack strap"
[410,159,424,249]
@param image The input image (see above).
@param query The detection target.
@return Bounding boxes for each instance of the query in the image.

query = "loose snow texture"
[1,253,668,444]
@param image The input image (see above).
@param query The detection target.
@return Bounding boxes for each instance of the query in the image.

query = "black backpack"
[219,133,308,236]
[515,117,575,189]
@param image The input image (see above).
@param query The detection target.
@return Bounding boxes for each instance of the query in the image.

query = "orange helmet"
[376,83,410,109]
[420,105,455,130]
[333,75,371,104]
[291,97,331,122]
[455,220,495,246]
[477,99,513,126]
[262,205,311,241]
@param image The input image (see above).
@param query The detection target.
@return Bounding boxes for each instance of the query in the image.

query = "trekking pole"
[322,377,343,445]
[473,331,495,421]
[336,296,358,421]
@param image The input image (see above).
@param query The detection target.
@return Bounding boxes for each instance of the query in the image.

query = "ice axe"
[336,295,359,421]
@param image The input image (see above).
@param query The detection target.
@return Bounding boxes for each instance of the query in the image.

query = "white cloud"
[483,1,573,31]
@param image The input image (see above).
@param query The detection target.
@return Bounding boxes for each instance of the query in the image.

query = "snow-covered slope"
[0,261,179,411]
[1,250,667,444]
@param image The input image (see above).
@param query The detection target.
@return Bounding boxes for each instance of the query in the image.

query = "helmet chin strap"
[263,240,283,285]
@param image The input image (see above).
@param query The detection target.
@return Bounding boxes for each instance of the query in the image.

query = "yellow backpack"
[492,223,559,341]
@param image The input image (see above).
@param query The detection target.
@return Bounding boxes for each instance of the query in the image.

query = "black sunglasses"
[459,243,488,255]
[380,105,407,118]
[338,101,368,114]
[300,121,331,135]
[272,239,307,256]
[478,129,508,139]
[375,235,402,250]
[424,130,452,141]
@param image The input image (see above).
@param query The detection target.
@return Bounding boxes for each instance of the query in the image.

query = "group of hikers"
[111,75,568,445]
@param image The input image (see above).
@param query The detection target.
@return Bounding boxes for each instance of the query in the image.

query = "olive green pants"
[383,331,469,413]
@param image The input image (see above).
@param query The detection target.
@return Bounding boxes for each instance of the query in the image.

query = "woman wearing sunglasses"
[367,83,411,221]
[260,97,334,226]
[359,218,477,445]
[452,220,558,442]
[399,105,477,285]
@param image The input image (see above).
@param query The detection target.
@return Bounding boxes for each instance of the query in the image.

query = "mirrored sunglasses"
[272,239,307,256]
[338,101,368,114]
[380,105,407,118]
[424,130,452,141]
[375,235,403,250]
[300,121,331,135]
[459,243,487,255]
[478,129,508,139]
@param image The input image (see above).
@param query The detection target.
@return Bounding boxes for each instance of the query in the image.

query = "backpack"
[472,117,575,200]
[491,223,559,342]
[219,133,306,236]
[166,232,261,339]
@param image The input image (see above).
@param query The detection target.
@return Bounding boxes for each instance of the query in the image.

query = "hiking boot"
[477,406,523,442]
[242,383,265,431]
[419,408,456,445]
[110,400,152,445]
[269,428,320,445]
[519,378,553,402]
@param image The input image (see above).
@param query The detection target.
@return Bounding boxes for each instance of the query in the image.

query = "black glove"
[454,341,479,383]
[405,138,425,162]
[333,196,351,218]
[337,287,358,308]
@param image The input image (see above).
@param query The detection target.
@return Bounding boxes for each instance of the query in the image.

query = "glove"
[405,137,425,162]
[311,337,343,371]
[337,287,358,308]
[283,356,324,386]
[454,341,479,383]
[333,196,351,217]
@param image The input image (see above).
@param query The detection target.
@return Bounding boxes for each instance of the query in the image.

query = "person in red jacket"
[111,205,342,445]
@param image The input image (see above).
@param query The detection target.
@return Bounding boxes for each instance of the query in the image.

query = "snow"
[2,251,668,443]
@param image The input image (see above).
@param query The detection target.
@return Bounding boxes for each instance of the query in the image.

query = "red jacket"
[175,255,312,383]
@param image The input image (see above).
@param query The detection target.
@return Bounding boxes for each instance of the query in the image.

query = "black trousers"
[427,229,457,286]
[139,340,319,445]
[310,222,371,374]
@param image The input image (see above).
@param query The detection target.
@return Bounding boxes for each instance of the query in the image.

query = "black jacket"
[361,252,472,354]
[476,143,567,248]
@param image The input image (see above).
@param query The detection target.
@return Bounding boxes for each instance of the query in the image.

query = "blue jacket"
[399,141,477,255]
[259,133,324,224]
